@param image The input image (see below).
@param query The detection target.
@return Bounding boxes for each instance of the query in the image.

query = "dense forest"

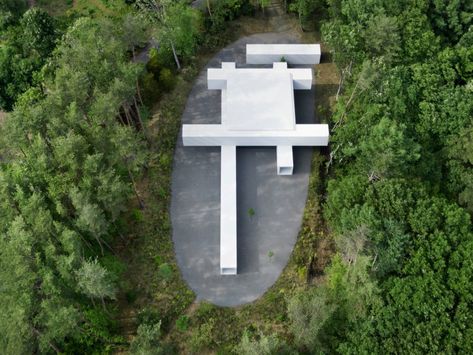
[0,0,472,354]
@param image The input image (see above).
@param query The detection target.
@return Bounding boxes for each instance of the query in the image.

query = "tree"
[137,0,201,70]
[428,0,473,44]
[320,1,473,353]
[120,12,150,59]
[255,0,270,15]
[357,117,421,180]
[288,0,324,30]
[288,254,379,353]
[364,14,400,63]
[0,7,57,110]
[447,125,473,212]
[0,15,147,352]
[288,286,335,351]
[20,8,57,58]
[76,259,117,305]
[340,198,473,354]
[0,0,27,29]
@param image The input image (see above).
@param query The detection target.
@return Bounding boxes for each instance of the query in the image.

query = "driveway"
[170,32,317,306]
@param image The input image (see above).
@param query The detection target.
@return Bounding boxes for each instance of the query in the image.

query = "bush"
[146,48,169,78]
[63,308,122,354]
[158,263,173,281]
[137,307,161,327]
[141,72,160,107]
[125,289,138,304]
[235,331,292,355]
[132,208,144,222]
[188,319,215,352]
[194,301,217,321]
[175,315,189,332]
[129,322,162,355]
[159,68,176,92]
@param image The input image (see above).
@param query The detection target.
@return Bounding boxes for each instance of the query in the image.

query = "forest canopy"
[309,0,473,352]
[0,0,472,353]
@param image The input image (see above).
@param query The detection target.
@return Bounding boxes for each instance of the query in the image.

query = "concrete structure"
[246,44,321,65]
[182,44,328,275]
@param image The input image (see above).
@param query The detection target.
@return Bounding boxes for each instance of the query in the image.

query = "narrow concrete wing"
[246,44,321,65]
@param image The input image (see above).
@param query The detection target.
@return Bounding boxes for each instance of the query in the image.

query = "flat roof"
[224,71,295,131]
[247,44,321,56]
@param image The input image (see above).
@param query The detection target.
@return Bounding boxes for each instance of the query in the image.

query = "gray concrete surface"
[170,33,317,307]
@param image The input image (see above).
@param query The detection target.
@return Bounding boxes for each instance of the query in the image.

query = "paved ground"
[170,33,318,306]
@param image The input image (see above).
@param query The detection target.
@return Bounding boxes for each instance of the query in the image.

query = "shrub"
[139,104,151,119]
[235,331,291,355]
[125,289,138,304]
[132,208,144,222]
[63,308,122,353]
[129,322,162,355]
[146,48,165,78]
[141,72,160,107]
[154,255,163,267]
[137,307,161,327]
[176,315,189,332]
[159,68,176,92]
[158,263,173,281]
[188,319,215,352]
[194,301,217,321]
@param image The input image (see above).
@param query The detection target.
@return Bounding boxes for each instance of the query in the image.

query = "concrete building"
[182,44,329,275]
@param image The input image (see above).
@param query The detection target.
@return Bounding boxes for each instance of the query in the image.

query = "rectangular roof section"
[246,44,321,64]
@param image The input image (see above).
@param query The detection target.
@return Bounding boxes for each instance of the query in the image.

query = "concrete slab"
[220,145,237,275]
[246,44,321,64]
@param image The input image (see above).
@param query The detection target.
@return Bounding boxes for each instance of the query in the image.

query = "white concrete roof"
[246,44,321,64]
[225,71,295,131]
[220,145,237,275]
[182,124,329,146]
[208,67,313,90]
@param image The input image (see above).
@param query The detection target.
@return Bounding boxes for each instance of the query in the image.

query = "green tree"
[20,8,57,58]
[288,0,324,30]
[0,7,57,110]
[288,254,379,353]
[137,0,201,69]
[0,15,147,352]
[428,0,473,44]
[0,0,27,29]
[340,198,473,353]
[364,14,400,63]
[447,126,473,212]
[357,117,421,180]
[76,259,117,304]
